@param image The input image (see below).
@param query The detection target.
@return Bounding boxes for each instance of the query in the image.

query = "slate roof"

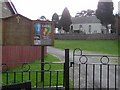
[71,16,101,24]
[4,0,18,14]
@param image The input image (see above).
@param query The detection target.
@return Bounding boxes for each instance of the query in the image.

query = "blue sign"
[34,23,41,34]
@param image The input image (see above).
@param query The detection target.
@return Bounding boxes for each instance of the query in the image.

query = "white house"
[71,16,107,34]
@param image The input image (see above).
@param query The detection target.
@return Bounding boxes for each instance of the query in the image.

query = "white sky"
[11,0,120,20]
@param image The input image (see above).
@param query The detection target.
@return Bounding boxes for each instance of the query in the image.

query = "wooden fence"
[2,46,46,68]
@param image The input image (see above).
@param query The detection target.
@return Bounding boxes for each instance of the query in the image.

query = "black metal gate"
[65,48,119,90]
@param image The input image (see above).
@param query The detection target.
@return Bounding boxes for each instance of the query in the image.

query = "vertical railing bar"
[64,63,65,87]
[29,71,30,80]
[73,63,74,90]
[100,64,102,90]
[41,70,44,90]
[6,72,8,84]
[36,71,38,88]
[14,72,16,83]
[62,70,64,88]
[107,64,109,90]
[43,70,44,89]
[86,64,87,90]
[79,64,81,90]
[21,72,23,82]
[93,64,95,90]
[56,71,59,90]
[115,65,116,90]
[49,71,52,87]
[62,68,64,88]
[73,51,75,90]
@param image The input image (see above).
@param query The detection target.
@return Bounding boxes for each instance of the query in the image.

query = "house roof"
[2,13,32,21]
[99,0,112,2]
[3,0,17,14]
[71,16,101,24]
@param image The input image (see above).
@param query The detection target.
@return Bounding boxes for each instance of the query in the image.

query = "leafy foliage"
[96,1,114,33]
[59,7,72,32]
[75,9,95,17]
[40,16,46,20]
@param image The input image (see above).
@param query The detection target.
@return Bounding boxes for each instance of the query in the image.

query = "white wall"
[72,23,102,34]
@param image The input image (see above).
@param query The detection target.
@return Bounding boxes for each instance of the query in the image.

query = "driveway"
[47,46,119,89]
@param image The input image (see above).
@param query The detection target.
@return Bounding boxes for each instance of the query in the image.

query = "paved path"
[47,46,119,89]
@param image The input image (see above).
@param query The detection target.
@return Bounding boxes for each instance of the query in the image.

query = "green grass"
[2,54,64,88]
[54,40,119,55]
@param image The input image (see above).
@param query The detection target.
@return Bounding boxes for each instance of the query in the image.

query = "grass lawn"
[54,40,119,55]
[2,54,64,88]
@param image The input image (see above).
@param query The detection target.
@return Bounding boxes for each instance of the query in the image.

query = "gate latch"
[70,62,74,67]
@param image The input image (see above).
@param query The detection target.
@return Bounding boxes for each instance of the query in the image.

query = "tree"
[52,13,59,28]
[86,9,95,16]
[40,16,46,21]
[75,9,95,17]
[96,0,114,33]
[59,7,72,32]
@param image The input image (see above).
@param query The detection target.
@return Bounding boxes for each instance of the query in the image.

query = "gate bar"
[65,49,69,90]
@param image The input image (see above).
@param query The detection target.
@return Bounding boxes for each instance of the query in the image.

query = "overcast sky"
[11,0,119,20]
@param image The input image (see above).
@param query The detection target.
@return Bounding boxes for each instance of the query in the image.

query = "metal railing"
[2,62,65,89]
[2,49,120,90]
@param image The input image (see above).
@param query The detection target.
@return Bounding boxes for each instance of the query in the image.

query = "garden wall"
[54,34,118,40]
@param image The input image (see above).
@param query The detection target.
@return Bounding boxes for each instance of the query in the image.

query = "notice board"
[33,20,54,46]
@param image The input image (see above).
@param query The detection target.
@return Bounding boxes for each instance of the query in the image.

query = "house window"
[94,30,97,33]
[74,30,80,33]
[79,25,83,32]
[79,25,82,29]
[89,25,91,34]
[71,25,73,30]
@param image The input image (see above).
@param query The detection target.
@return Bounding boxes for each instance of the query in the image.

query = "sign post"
[33,20,54,82]
[41,46,44,82]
